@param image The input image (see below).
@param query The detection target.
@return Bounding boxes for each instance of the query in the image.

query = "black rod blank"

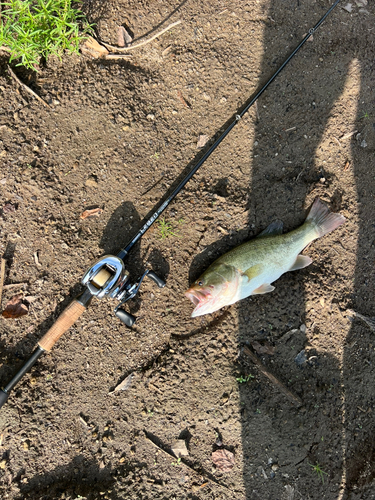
[0,347,44,408]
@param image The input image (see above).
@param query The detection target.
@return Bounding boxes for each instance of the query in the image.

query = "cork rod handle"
[38,300,86,351]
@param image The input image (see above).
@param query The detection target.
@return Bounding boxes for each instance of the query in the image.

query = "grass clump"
[0,0,91,70]
[156,217,184,240]
[309,462,328,484]
[236,374,254,384]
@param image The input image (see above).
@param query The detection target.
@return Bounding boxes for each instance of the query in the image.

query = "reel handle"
[147,271,166,288]
[115,308,137,327]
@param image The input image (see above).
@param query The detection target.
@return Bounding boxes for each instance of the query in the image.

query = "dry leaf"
[251,340,275,355]
[342,3,353,12]
[82,36,109,58]
[197,135,209,149]
[109,373,134,394]
[211,449,235,472]
[117,26,133,47]
[80,208,103,219]
[2,203,16,214]
[171,439,189,458]
[2,294,28,319]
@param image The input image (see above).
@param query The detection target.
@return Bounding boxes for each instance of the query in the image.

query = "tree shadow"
[16,454,147,500]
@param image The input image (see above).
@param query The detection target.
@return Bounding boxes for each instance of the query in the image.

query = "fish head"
[185,263,239,317]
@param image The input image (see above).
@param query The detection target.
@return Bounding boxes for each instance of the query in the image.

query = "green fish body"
[185,198,345,317]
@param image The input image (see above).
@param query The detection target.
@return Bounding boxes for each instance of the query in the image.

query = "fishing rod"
[0,0,342,409]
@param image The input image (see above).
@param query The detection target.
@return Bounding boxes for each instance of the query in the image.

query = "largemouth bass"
[185,198,345,317]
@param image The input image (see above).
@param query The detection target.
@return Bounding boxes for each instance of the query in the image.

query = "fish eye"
[198,281,203,286]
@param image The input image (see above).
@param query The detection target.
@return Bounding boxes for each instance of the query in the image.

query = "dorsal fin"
[258,220,284,237]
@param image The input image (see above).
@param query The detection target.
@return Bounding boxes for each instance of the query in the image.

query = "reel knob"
[115,308,136,327]
[147,271,166,288]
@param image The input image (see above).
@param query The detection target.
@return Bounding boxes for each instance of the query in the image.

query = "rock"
[294,349,307,366]
[197,135,209,149]
[85,178,98,188]
[342,3,353,12]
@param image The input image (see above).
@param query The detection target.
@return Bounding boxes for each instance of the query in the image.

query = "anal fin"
[289,255,312,271]
[252,283,275,295]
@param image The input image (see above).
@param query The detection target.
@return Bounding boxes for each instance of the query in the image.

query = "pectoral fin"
[289,255,312,271]
[252,283,275,294]
[243,263,263,282]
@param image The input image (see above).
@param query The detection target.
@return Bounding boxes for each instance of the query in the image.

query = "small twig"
[177,90,191,108]
[0,258,6,309]
[104,54,133,60]
[0,46,11,53]
[242,345,303,406]
[103,20,182,53]
[7,66,51,108]
[333,136,341,147]
[341,130,358,140]
[2,282,28,290]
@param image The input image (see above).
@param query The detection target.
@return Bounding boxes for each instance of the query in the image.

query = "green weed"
[156,217,182,240]
[0,0,92,70]
[236,374,254,384]
[309,462,328,484]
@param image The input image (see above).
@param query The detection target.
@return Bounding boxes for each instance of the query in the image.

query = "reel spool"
[81,256,165,327]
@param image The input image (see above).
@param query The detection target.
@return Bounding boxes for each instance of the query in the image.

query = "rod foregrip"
[38,300,86,351]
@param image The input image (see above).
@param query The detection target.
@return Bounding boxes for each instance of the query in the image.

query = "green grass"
[309,462,328,484]
[156,217,183,240]
[236,374,254,384]
[0,0,92,70]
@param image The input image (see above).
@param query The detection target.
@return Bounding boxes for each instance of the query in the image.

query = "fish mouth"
[185,288,213,316]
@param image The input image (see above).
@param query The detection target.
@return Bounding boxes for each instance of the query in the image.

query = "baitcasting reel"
[82,255,166,327]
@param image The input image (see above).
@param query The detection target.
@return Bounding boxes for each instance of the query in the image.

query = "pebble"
[85,178,98,188]
[146,114,155,121]
[294,349,307,366]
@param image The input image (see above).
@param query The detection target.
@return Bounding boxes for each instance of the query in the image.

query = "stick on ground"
[103,20,182,53]
[8,66,51,108]
[242,345,303,406]
[0,258,6,310]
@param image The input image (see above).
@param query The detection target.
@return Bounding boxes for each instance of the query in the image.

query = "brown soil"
[0,0,374,499]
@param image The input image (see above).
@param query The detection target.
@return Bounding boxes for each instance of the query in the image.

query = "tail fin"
[306,197,346,238]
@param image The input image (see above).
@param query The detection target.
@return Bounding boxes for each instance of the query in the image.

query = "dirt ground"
[0,0,374,498]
